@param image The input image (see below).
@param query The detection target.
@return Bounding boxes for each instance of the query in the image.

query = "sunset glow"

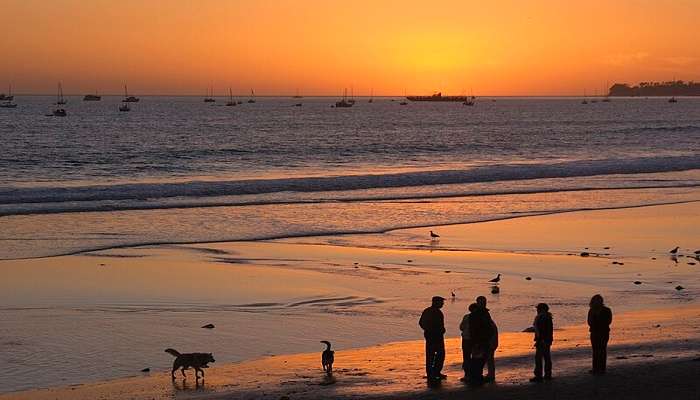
[2,0,700,95]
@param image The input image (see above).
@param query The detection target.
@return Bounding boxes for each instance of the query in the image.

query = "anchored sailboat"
[225,88,236,106]
[122,85,139,102]
[51,83,67,116]
[248,89,256,103]
[119,85,131,111]
[204,86,216,102]
[334,88,353,108]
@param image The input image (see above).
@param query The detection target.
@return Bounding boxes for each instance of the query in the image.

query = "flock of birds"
[431,230,697,298]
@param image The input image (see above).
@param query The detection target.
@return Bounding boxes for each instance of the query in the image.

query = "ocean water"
[1,97,700,392]
[1,96,699,259]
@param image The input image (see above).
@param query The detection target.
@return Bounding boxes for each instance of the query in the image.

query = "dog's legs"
[181,367,187,378]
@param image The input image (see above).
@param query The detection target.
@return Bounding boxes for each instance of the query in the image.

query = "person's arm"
[459,315,468,332]
[587,309,593,327]
[533,315,541,341]
[605,308,613,326]
[419,310,427,330]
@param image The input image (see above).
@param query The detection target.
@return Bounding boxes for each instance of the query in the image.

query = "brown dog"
[165,348,215,380]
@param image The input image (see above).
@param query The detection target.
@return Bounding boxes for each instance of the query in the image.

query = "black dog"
[165,348,215,380]
[321,341,334,375]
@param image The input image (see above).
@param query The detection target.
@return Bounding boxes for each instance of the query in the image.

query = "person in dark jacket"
[467,301,494,385]
[530,303,553,382]
[419,296,446,381]
[587,294,613,375]
[459,303,478,382]
[476,296,498,382]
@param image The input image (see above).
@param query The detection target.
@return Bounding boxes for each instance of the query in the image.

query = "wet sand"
[1,202,699,393]
[3,305,699,400]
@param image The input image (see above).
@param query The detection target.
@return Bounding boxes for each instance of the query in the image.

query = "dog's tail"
[164,348,181,357]
[320,340,332,350]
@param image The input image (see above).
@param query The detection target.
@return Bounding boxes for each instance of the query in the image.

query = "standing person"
[459,303,478,382]
[468,301,493,385]
[419,296,446,382]
[476,296,499,382]
[588,294,612,375]
[530,303,553,382]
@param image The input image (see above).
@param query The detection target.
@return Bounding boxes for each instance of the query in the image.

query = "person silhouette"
[530,303,553,382]
[588,294,612,375]
[476,296,498,382]
[419,296,446,382]
[459,303,478,382]
[468,299,494,386]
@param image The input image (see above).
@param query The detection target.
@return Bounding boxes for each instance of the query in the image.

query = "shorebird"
[669,246,680,254]
[451,291,456,299]
[430,231,440,240]
[489,273,501,283]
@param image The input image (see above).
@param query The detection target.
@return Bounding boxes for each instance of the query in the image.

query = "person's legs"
[434,337,446,376]
[590,334,599,372]
[543,344,552,378]
[425,339,435,378]
[485,350,495,380]
[461,339,472,377]
[534,343,543,378]
[469,357,485,385]
[600,334,609,373]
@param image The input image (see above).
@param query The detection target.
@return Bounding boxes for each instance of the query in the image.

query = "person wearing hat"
[530,303,554,382]
[419,296,447,381]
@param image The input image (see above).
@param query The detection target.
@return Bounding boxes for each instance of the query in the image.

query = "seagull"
[451,291,456,299]
[489,273,501,283]
[675,285,684,291]
[430,231,440,240]
[669,246,680,254]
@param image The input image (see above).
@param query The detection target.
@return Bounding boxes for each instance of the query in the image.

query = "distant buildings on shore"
[609,81,700,96]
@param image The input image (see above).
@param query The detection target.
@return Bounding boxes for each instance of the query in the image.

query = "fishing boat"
[204,86,216,102]
[335,89,353,108]
[83,92,101,101]
[122,85,139,102]
[225,88,236,106]
[56,83,67,105]
[247,89,256,103]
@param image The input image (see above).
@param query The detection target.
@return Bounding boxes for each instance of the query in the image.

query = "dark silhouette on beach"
[320,340,334,376]
[530,303,553,382]
[466,297,495,385]
[459,303,478,382]
[419,296,446,382]
[476,296,499,382]
[588,294,613,375]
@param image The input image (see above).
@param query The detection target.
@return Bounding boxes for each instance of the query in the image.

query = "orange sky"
[2,0,699,96]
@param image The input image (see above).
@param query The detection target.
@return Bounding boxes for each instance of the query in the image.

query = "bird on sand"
[669,246,680,254]
[489,273,501,283]
[430,231,440,240]
[451,291,456,299]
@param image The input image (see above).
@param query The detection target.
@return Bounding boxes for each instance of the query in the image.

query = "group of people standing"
[419,294,613,384]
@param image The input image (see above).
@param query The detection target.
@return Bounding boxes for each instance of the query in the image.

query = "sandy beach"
[1,201,699,397]
[3,305,699,400]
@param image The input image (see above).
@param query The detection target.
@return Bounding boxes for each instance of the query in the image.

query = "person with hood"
[419,296,446,381]
[530,303,553,382]
[476,295,499,382]
[588,294,613,375]
[468,299,494,385]
[459,303,478,382]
